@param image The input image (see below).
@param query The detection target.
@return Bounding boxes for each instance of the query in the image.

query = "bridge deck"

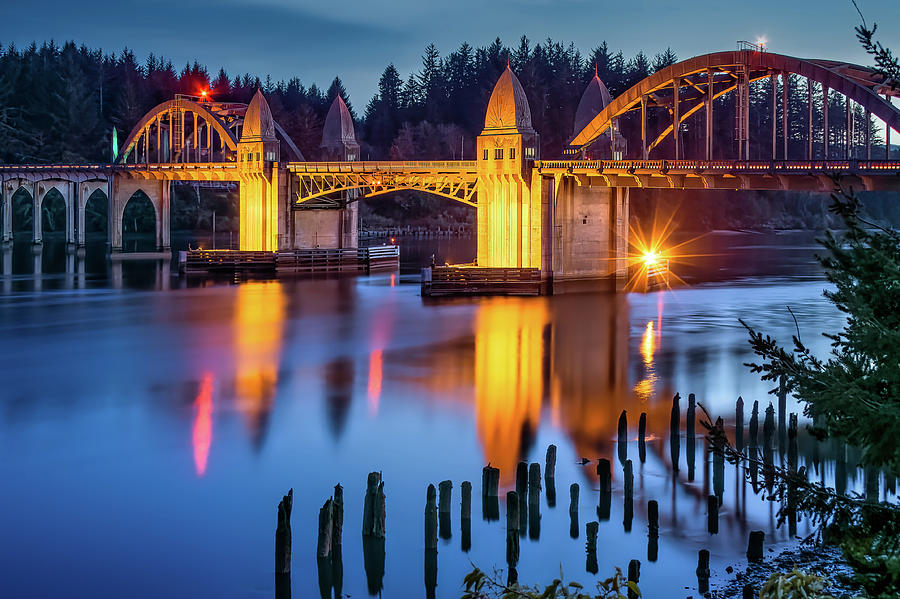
[287,161,478,174]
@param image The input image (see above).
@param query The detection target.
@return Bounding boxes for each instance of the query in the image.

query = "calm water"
[0,233,890,598]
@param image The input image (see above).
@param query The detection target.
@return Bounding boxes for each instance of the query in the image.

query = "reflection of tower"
[324,357,355,438]
[233,281,285,448]
[474,298,549,484]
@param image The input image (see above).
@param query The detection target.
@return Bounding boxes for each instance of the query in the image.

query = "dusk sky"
[2,0,898,105]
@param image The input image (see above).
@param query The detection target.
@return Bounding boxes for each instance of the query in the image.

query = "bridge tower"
[290,95,359,248]
[238,89,284,251]
[475,64,542,268]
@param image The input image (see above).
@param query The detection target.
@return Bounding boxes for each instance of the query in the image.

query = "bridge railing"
[288,161,478,173]
[535,159,900,173]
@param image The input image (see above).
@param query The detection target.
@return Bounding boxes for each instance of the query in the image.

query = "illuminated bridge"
[1,49,898,290]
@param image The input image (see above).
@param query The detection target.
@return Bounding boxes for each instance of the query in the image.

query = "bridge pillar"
[1,184,11,244]
[32,182,41,244]
[65,181,76,246]
[110,176,167,252]
[158,181,170,251]
[548,178,629,292]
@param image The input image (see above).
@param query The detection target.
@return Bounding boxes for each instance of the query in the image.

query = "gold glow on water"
[233,281,285,441]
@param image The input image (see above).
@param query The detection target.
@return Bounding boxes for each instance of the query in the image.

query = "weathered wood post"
[506,491,520,568]
[460,481,472,552]
[597,458,611,521]
[425,484,438,550]
[424,545,438,599]
[735,396,744,454]
[438,480,452,540]
[687,393,696,481]
[647,499,659,562]
[275,489,293,599]
[627,559,641,599]
[362,472,386,538]
[516,461,528,536]
[763,403,775,467]
[528,462,542,540]
[749,400,759,448]
[638,412,647,463]
[747,530,765,562]
[331,485,344,599]
[482,465,500,521]
[697,549,710,594]
[586,521,599,574]
[545,444,557,508]
[623,459,634,532]
[670,393,681,472]
[713,416,725,504]
[316,498,335,599]
[778,375,787,451]
[569,483,580,539]
[618,410,628,464]
[707,494,719,534]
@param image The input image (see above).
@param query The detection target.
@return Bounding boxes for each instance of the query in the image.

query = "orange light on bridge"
[643,250,659,267]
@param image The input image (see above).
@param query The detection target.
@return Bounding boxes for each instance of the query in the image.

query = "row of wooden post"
[273,386,850,598]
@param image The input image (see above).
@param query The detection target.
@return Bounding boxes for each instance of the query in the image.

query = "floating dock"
[181,245,399,276]
[421,266,545,296]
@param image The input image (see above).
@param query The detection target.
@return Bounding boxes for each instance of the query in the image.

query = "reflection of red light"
[193,373,214,476]
[390,237,395,245]
[367,350,383,416]
[390,273,395,288]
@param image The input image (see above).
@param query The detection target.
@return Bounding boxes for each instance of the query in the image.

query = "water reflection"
[474,298,548,484]
[233,281,285,447]
[192,372,214,476]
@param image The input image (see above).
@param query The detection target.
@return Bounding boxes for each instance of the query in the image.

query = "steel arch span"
[569,50,900,160]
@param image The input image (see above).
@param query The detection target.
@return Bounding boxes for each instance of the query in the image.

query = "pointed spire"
[594,62,598,77]
[507,54,511,69]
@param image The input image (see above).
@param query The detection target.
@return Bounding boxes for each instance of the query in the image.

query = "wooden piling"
[424,547,437,599]
[506,491,520,567]
[438,480,452,540]
[528,462,542,540]
[687,394,696,481]
[275,488,293,599]
[638,412,647,463]
[670,393,681,472]
[697,549,710,594]
[597,459,611,491]
[425,484,438,550]
[362,536,385,595]
[623,459,634,532]
[461,480,472,553]
[713,416,725,503]
[460,481,472,520]
[735,396,744,453]
[747,530,765,562]
[597,458,611,521]
[569,483,579,539]
[627,559,641,599]
[648,499,659,563]
[618,410,628,463]
[763,403,775,466]
[316,499,334,558]
[332,484,343,549]
[749,400,759,447]
[362,472,385,538]
[707,495,718,534]
[482,465,499,498]
[545,444,557,508]
[516,461,528,535]
[586,521,599,574]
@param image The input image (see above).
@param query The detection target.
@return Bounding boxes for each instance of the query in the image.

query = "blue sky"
[1,0,897,105]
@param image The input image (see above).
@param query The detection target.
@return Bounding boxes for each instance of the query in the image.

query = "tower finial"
[507,54,510,69]
[594,62,598,77]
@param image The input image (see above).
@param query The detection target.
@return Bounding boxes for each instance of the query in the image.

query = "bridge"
[1,48,898,291]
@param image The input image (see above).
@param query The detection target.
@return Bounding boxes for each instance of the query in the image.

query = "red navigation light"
[390,237,396,245]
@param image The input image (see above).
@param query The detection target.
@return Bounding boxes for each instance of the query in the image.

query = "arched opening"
[11,187,33,240]
[84,189,109,239]
[122,190,157,252]
[170,181,238,250]
[358,190,475,268]
[41,188,66,238]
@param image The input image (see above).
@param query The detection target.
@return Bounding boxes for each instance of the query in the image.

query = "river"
[0,232,889,598]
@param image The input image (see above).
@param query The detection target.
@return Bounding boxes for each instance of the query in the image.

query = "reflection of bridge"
[1,50,899,289]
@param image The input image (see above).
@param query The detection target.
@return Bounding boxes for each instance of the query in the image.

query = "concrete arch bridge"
[1,49,898,290]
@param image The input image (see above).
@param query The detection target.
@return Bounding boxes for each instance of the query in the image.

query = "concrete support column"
[159,180,171,251]
[76,184,87,247]
[66,181,76,246]
[1,185,11,244]
[110,176,123,252]
[32,182,42,244]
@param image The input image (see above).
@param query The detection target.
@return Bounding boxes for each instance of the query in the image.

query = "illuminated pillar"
[32,182,41,244]
[159,180,171,251]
